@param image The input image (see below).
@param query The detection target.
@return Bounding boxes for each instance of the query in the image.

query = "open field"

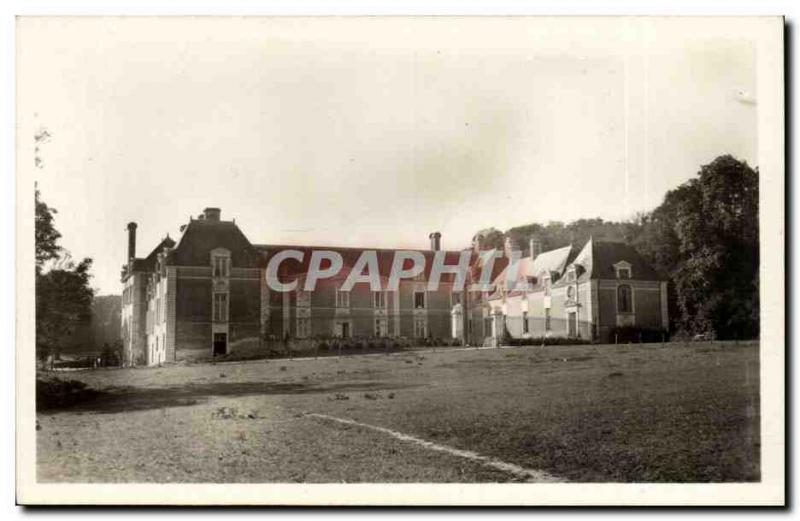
[36,341,760,483]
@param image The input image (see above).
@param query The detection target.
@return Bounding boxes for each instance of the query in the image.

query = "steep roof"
[170,219,261,268]
[577,239,666,282]
[490,244,574,296]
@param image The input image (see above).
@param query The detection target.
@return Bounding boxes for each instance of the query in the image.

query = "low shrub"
[609,326,669,344]
[36,375,101,411]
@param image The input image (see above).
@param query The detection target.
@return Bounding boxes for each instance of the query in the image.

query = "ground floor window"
[336,321,351,338]
[523,311,529,334]
[545,308,551,331]
[414,317,427,338]
[375,318,388,337]
[296,317,310,338]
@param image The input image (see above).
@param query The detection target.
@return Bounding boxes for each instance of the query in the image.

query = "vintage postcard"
[15,16,784,505]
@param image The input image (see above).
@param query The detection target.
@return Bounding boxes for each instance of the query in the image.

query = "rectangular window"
[544,277,551,296]
[567,270,576,282]
[296,289,311,306]
[213,256,230,278]
[414,291,426,309]
[213,292,229,322]
[414,317,427,338]
[296,317,310,338]
[618,268,631,280]
[523,311,529,334]
[545,308,551,331]
[374,318,388,337]
[336,289,350,308]
[373,291,386,309]
[451,291,462,307]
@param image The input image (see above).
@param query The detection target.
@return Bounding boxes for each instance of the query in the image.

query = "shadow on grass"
[39,380,415,414]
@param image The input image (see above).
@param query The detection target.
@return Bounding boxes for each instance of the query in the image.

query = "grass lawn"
[36,341,760,483]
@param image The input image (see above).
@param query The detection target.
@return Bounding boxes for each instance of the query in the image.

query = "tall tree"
[632,155,758,338]
[35,189,95,360]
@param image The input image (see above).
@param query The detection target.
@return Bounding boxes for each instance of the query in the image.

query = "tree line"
[473,155,759,340]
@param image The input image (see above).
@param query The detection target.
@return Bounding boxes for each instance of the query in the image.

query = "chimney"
[429,231,442,251]
[503,236,514,258]
[126,222,137,260]
[472,234,482,254]
[529,237,542,260]
[203,207,221,222]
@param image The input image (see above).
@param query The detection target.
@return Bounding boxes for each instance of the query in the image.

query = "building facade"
[485,237,669,343]
[120,208,667,366]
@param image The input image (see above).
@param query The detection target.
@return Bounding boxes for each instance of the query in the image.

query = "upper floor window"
[373,291,386,309]
[212,255,230,278]
[543,276,552,296]
[296,288,311,306]
[336,289,350,308]
[567,285,576,301]
[617,285,633,313]
[451,291,462,308]
[414,290,426,309]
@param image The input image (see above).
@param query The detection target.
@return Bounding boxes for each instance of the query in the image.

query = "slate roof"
[574,239,667,282]
[488,238,665,299]
[170,219,261,268]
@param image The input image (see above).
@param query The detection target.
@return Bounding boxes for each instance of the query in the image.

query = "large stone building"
[120,207,668,366]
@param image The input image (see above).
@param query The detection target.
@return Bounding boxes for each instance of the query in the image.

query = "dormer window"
[566,267,577,282]
[543,276,551,296]
[613,261,632,280]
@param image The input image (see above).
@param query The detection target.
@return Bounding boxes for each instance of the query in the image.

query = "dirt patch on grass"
[43,379,417,414]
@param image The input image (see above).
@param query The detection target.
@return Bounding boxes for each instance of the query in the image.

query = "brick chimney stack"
[429,231,442,251]
[203,207,221,222]
[529,237,542,260]
[127,222,137,260]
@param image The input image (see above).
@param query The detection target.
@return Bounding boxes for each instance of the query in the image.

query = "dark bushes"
[608,326,669,344]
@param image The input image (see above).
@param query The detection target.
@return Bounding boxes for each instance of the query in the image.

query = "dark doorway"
[341,322,350,339]
[213,333,227,356]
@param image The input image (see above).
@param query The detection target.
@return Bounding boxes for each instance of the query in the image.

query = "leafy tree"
[35,189,95,361]
[35,188,61,270]
[631,156,758,338]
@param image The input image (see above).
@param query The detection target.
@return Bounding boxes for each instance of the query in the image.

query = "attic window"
[613,261,632,280]
[566,267,577,282]
[543,276,551,296]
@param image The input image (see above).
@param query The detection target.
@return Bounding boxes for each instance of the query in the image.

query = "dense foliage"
[474,155,760,340]
[35,188,95,360]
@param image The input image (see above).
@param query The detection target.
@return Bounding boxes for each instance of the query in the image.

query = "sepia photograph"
[14,15,784,506]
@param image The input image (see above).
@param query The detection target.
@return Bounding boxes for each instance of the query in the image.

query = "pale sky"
[17,17,758,296]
